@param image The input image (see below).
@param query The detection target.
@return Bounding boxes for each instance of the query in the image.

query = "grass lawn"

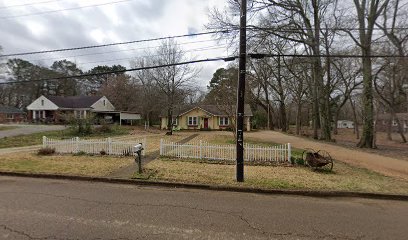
[138,158,408,195]
[0,126,19,131]
[0,126,131,149]
[0,152,133,176]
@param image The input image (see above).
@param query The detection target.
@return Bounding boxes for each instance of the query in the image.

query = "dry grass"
[0,126,18,131]
[0,152,133,176]
[143,159,408,194]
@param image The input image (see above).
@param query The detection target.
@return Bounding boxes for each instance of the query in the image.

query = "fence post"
[107,137,112,155]
[287,143,291,163]
[199,140,202,159]
[75,137,80,153]
[42,136,46,148]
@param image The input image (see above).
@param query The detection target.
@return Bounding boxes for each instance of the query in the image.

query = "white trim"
[188,116,198,126]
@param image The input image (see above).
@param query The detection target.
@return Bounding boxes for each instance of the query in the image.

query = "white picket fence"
[43,136,147,156]
[160,139,291,163]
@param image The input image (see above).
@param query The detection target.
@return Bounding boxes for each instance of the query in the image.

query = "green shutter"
[197,117,200,126]
[186,116,189,126]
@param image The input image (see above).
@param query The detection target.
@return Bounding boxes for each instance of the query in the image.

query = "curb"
[1,171,407,201]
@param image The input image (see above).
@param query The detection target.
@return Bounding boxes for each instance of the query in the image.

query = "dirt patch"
[247,130,408,181]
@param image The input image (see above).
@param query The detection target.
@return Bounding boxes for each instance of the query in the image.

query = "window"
[75,110,86,119]
[172,117,178,126]
[6,114,14,119]
[103,99,106,106]
[219,117,229,126]
[41,99,44,106]
[188,116,197,126]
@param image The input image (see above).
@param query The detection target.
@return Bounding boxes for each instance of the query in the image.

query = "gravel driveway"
[0,124,66,139]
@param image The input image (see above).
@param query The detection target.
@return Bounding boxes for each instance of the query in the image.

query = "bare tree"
[136,39,200,135]
[341,0,390,148]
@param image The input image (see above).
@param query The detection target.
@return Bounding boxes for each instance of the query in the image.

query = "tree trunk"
[166,107,173,135]
[333,112,339,135]
[296,102,302,135]
[357,54,375,148]
[350,98,360,139]
[386,113,392,141]
[392,112,407,143]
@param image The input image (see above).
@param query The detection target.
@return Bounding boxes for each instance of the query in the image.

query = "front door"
[204,118,209,129]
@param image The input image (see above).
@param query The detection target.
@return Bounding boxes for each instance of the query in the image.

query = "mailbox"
[134,143,143,174]
[134,143,144,153]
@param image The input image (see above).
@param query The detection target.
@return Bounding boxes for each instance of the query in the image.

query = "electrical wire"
[76,45,227,66]
[0,56,236,85]
[26,37,228,63]
[0,30,230,58]
[0,0,60,10]
[0,0,134,19]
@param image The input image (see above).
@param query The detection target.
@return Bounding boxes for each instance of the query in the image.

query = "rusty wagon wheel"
[302,148,315,167]
[315,150,333,171]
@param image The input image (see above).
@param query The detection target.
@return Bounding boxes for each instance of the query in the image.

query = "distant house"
[337,120,354,129]
[0,105,26,123]
[26,95,141,125]
[377,113,408,133]
[160,105,253,131]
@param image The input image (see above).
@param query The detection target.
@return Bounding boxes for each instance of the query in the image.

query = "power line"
[248,53,408,59]
[246,26,408,32]
[27,38,228,63]
[77,45,227,66]
[0,30,229,58]
[0,0,134,19]
[0,0,60,10]
[0,56,235,85]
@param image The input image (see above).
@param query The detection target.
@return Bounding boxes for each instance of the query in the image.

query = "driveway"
[247,131,408,180]
[1,176,407,239]
[0,124,66,139]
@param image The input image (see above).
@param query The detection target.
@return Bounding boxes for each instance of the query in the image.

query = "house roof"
[161,104,253,117]
[46,96,103,109]
[0,105,25,114]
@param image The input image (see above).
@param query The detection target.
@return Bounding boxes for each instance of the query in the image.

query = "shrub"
[96,120,112,133]
[38,147,56,155]
[291,157,305,166]
[100,150,107,155]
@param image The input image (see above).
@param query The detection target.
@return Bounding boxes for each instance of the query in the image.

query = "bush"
[38,147,56,155]
[96,120,112,133]
[100,150,107,155]
[291,157,305,165]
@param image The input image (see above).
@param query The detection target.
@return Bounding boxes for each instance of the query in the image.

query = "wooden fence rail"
[160,139,291,163]
[43,136,147,156]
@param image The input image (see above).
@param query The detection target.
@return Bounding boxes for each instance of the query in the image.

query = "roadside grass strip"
[0,152,133,177]
[140,159,408,195]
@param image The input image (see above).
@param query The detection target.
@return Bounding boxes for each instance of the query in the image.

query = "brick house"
[0,105,26,123]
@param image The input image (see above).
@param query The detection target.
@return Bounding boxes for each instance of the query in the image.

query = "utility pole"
[236,0,247,182]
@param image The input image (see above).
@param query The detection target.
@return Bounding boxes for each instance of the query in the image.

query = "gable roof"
[46,96,103,109]
[161,104,253,117]
[0,105,25,114]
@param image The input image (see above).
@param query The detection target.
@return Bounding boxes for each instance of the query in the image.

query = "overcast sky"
[0,0,232,88]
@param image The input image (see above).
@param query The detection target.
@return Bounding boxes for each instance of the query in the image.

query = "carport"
[93,111,141,125]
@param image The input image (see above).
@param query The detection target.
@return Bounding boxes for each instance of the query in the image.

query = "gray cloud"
[0,0,228,87]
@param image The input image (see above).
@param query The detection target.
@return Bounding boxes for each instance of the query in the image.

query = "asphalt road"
[0,124,66,139]
[0,176,407,240]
